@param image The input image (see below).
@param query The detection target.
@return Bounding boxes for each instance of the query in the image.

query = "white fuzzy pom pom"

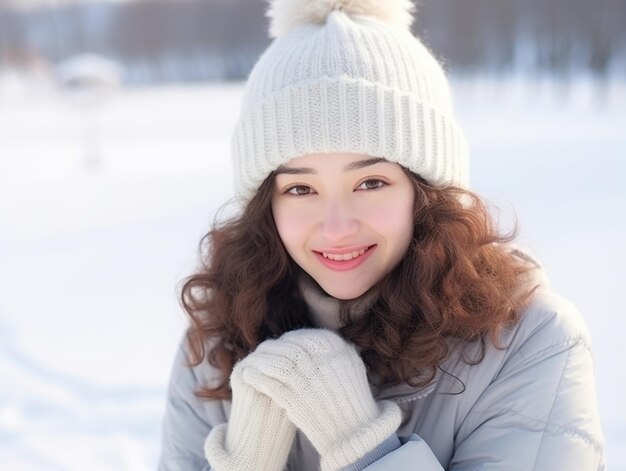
[266,0,416,38]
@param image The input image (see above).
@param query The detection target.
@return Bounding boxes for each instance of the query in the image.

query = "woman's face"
[271,152,415,300]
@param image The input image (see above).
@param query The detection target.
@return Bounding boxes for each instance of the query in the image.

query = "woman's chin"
[317,280,371,301]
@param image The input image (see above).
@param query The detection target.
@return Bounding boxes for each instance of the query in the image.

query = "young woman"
[158,0,605,469]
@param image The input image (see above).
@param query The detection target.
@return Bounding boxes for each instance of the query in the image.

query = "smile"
[322,247,368,261]
[314,245,376,271]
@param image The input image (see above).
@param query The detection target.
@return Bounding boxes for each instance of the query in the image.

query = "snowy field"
[0,77,625,469]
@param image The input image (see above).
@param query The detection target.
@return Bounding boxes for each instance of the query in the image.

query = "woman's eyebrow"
[345,157,387,171]
[275,157,388,175]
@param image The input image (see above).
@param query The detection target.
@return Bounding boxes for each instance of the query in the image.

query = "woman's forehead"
[287,152,371,164]
[279,153,399,173]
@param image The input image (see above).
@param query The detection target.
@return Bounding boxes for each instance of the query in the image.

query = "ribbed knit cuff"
[204,371,296,471]
[320,400,402,471]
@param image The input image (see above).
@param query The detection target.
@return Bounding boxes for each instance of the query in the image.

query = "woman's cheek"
[358,197,408,226]
[274,203,315,242]
[359,189,414,244]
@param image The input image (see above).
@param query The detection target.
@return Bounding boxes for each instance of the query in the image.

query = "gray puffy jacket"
[158,250,605,470]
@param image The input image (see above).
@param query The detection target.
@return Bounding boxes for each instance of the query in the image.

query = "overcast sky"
[0,0,131,8]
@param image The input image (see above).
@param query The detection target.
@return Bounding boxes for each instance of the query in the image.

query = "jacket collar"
[371,372,440,403]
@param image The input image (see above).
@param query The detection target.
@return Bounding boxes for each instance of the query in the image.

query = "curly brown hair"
[180,168,539,400]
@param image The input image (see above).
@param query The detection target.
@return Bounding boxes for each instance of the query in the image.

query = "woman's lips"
[313,245,376,272]
[322,246,368,261]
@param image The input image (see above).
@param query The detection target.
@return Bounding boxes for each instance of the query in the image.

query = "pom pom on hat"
[266,0,417,38]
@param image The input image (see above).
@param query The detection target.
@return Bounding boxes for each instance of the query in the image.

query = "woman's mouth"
[314,245,376,271]
[321,246,369,261]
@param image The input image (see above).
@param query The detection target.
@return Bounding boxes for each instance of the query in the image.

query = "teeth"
[322,247,368,261]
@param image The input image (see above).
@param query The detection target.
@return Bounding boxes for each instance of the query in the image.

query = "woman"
[158,0,605,469]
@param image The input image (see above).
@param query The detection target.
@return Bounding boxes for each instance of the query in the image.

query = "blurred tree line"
[0,0,624,84]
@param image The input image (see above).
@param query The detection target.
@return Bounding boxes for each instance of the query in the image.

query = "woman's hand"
[203,357,297,471]
[240,328,401,471]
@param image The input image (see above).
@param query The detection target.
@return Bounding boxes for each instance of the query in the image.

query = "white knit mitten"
[204,358,297,471]
[240,328,402,471]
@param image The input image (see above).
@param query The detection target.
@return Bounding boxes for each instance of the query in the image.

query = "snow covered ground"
[0,78,624,469]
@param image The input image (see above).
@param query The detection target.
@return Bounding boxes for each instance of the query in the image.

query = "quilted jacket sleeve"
[157,337,221,471]
[449,293,605,470]
[363,291,605,470]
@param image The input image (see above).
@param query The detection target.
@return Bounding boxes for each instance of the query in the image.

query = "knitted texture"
[240,328,402,471]
[231,0,469,202]
[203,359,297,471]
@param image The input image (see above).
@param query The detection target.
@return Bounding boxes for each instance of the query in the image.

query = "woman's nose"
[319,199,359,242]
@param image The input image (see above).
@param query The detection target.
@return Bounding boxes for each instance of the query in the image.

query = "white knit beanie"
[231,0,470,202]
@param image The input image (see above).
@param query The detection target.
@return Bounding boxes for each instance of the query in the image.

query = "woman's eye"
[356,179,387,191]
[286,185,313,196]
